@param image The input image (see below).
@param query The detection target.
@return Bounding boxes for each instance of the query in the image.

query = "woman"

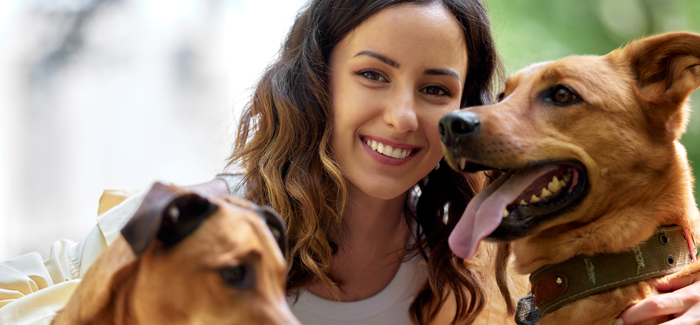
[1,0,699,324]
[227,0,501,323]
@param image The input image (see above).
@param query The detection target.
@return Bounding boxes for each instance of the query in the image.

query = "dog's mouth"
[448,159,588,259]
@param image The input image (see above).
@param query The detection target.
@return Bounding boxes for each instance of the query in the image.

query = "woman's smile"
[360,135,419,166]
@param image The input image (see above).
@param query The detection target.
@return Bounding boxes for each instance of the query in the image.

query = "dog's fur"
[52,183,299,325]
[441,32,700,324]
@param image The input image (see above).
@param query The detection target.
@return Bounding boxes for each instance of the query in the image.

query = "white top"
[289,255,428,325]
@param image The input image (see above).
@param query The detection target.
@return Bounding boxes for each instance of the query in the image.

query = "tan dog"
[441,32,700,324]
[52,183,300,325]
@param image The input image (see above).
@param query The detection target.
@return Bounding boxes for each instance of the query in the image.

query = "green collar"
[528,225,697,316]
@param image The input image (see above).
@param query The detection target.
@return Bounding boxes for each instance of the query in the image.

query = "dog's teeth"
[563,169,573,182]
[560,180,567,187]
[503,209,509,218]
[459,158,467,170]
[530,194,540,203]
[520,200,528,206]
[541,188,552,198]
[548,176,561,192]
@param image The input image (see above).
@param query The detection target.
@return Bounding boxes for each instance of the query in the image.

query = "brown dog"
[441,32,700,324]
[52,182,300,325]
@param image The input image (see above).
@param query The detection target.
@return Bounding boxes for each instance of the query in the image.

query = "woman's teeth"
[365,139,412,159]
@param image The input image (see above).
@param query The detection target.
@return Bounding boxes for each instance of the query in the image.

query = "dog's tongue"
[448,165,557,259]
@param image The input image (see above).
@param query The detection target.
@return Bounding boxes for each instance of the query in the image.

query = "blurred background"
[1,0,699,261]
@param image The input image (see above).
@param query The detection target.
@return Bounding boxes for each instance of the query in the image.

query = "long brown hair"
[228,0,503,323]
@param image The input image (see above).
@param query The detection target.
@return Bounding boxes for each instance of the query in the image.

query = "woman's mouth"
[363,137,415,159]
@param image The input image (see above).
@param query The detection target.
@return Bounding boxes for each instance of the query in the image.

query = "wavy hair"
[227,0,503,323]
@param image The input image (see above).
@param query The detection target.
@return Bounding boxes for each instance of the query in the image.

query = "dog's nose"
[439,111,481,144]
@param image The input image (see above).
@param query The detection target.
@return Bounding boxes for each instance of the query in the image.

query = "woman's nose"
[383,89,419,133]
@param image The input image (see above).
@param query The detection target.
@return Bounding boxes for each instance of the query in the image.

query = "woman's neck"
[306,184,412,301]
[341,184,409,244]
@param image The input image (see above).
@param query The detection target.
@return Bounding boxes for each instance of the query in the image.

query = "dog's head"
[120,182,297,324]
[441,32,700,265]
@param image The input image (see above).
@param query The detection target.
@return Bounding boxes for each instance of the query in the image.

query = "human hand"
[616,273,700,325]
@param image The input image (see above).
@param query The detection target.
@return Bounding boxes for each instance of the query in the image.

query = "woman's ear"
[121,182,219,256]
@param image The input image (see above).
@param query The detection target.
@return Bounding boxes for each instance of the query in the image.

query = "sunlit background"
[1,0,699,261]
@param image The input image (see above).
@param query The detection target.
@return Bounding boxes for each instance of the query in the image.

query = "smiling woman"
[228,0,507,323]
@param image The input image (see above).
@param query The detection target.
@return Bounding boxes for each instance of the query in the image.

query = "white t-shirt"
[288,255,427,324]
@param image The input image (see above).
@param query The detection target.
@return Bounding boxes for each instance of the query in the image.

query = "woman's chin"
[346,178,416,202]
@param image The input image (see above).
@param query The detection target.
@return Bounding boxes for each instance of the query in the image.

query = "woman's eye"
[359,70,386,82]
[421,86,448,96]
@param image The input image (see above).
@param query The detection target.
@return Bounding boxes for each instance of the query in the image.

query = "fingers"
[619,294,686,325]
[660,304,700,325]
[657,274,700,293]
[660,317,700,325]
[619,281,700,325]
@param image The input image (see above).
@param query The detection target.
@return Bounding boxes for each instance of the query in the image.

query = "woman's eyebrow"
[353,50,400,68]
[353,50,461,83]
[425,68,462,83]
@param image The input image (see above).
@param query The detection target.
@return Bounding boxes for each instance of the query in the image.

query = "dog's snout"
[439,111,481,144]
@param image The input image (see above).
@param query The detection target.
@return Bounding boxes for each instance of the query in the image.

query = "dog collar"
[517,225,698,322]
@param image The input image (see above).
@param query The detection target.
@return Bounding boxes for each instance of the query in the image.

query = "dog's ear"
[623,32,700,140]
[121,182,219,255]
[255,205,289,259]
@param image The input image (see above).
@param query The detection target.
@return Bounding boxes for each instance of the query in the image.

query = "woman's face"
[329,2,468,200]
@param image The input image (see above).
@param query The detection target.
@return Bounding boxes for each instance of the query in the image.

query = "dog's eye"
[220,265,255,289]
[544,84,582,106]
[497,92,505,102]
[554,88,576,103]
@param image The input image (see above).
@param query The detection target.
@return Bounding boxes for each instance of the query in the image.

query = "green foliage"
[486,0,700,204]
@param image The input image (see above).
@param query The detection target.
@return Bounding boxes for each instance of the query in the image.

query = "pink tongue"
[448,165,558,259]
